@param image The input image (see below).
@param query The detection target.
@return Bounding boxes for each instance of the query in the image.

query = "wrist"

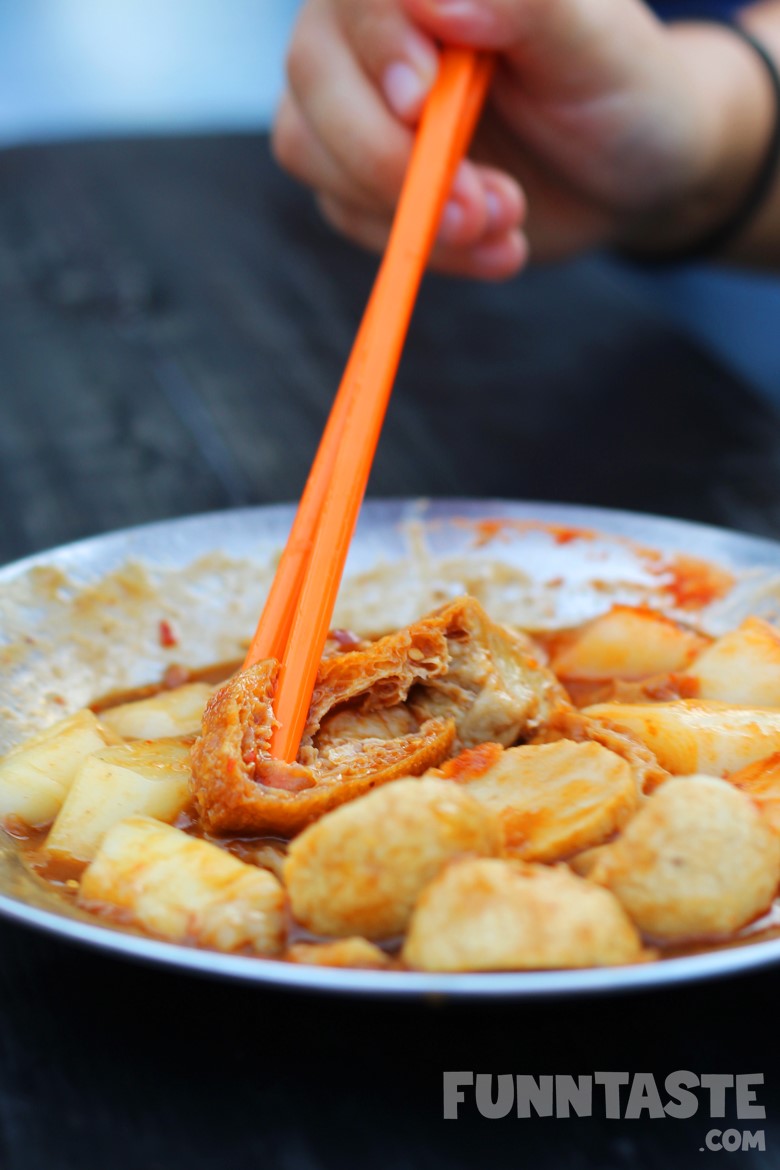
[616,19,777,258]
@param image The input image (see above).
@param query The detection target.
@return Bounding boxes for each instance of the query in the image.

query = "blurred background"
[1,0,779,401]
[0,0,300,143]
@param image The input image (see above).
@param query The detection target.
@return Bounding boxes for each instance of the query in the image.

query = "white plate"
[3,498,780,997]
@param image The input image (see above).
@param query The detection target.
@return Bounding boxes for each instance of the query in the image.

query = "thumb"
[402,0,663,97]
[403,0,520,48]
[402,0,613,51]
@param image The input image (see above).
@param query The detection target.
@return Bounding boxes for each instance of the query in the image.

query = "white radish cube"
[99,683,214,739]
[80,816,285,954]
[585,699,780,776]
[46,738,193,862]
[0,709,116,827]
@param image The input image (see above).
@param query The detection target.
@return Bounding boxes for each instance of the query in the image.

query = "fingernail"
[429,1,489,22]
[440,200,466,240]
[430,0,478,12]
[383,61,430,119]
[470,229,528,277]
[485,190,502,229]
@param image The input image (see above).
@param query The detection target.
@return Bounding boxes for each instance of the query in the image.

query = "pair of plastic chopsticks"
[243,47,494,763]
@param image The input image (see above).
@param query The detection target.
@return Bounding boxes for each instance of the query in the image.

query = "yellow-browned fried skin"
[532,708,669,793]
[402,859,643,971]
[728,753,780,834]
[590,777,780,943]
[286,938,392,969]
[433,740,639,862]
[190,658,455,835]
[284,777,502,940]
[583,700,780,777]
[191,597,564,836]
[302,615,451,741]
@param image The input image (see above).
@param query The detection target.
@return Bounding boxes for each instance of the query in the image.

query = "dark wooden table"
[2,133,780,1169]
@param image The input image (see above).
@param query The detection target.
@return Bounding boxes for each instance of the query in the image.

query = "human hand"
[273,0,776,276]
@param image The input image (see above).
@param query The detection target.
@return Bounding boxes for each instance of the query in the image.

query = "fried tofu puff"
[406,597,566,747]
[432,739,639,862]
[191,597,565,836]
[590,777,780,943]
[284,777,501,940]
[402,859,643,971]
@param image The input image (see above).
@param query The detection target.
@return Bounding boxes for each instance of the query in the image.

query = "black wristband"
[625,19,780,266]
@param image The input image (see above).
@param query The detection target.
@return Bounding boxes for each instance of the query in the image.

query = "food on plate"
[728,753,780,834]
[689,617,780,706]
[583,700,780,775]
[45,738,193,863]
[589,777,780,942]
[0,709,118,826]
[548,604,709,683]
[99,682,215,739]
[531,707,670,792]
[402,859,643,971]
[189,659,455,837]
[190,597,564,835]
[285,777,501,939]
[287,938,393,969]
[433,738,639,861]
[80,816,286,954]
[5,558,780,976]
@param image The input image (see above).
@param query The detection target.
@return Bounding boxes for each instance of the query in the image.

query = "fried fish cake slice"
[402,858,643,971]
[590,776,780,943]
[584,700,780,777]
[532,708,669,793]
[550,605,709,682]
[690,616,780,706]
[284,777,501,940]
[191,597,565,836]
[434,739,639,862]
[79,816,286,954]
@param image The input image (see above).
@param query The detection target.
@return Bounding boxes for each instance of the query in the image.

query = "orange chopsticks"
[243,47,494,762]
